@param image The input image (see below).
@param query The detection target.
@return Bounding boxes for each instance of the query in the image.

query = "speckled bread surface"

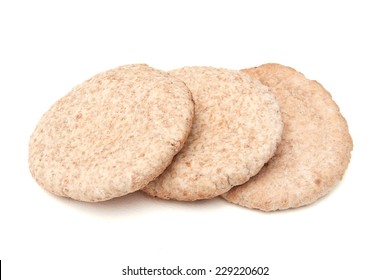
[222,63,353,211]
[143,66,283,201]
[29,64,194,202]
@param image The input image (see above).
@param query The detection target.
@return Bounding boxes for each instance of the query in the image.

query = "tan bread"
[222,63,353,211]
[29,64,194,202]
[143,66,283,201]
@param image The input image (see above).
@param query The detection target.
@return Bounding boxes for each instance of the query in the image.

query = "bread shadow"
[52,178,345,218]
[55,190,225,217]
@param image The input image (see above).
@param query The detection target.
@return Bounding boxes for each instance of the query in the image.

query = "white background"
[1,0,389,279]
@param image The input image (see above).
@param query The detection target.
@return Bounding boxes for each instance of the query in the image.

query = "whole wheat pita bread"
[143,66,283,201]
[29,64,194,202]
[222,63,353,211]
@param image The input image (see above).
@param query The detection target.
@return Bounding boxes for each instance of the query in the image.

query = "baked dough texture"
[143,66,283,201]
[222,63,353,211]
[29,64,194,202]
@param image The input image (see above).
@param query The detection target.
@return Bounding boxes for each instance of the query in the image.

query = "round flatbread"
[29,64,194,202]
[222,63,353,211]
[143,66,283,201]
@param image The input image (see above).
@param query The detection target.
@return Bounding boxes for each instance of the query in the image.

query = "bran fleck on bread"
[222,63,353,211]
[143,66,283,201]
[29,64,194,202]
